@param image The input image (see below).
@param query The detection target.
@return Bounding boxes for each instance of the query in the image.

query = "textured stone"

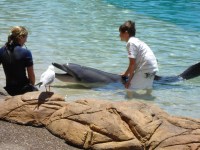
[0,91,200,150]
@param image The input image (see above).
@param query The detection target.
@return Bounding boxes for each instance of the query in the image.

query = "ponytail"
[5,26,28,51]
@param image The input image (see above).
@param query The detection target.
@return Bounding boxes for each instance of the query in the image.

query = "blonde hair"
[7,26,28,46]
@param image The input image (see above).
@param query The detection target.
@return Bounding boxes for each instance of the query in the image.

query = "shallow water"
[0,0,200,118]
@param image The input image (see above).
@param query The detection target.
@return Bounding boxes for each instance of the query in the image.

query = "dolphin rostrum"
[52,62,200,87]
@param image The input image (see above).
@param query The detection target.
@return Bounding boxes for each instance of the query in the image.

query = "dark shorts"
[4,84,38,96]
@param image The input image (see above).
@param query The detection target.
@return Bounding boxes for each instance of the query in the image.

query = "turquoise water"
[0,0,199,118]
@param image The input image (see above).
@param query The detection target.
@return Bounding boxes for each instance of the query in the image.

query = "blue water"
[0,0,199,118]
[104,0,200,31]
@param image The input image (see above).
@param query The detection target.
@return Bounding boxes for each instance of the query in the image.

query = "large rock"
[0,92,66,126]
[0,91,200,150]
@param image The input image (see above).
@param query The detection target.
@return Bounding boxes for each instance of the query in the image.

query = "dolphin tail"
[154,62,200,83]
[179,62,200,80]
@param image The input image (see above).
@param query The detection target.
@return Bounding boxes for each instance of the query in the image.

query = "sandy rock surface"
[0,91,200,150]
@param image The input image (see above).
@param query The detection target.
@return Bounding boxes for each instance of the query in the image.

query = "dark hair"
[119,20,136,37]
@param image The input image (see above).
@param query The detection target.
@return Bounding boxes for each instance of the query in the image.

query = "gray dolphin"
[52,62,200,87]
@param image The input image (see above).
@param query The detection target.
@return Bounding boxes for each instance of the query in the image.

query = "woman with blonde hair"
[0,26,37,96]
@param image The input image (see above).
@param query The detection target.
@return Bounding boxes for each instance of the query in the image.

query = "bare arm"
[123,58,135,89]
[27,66,35,85]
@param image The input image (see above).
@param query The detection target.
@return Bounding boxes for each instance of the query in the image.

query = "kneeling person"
[119,20,158,98]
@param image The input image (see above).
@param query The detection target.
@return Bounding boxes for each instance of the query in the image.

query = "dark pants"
[4,84,38,96]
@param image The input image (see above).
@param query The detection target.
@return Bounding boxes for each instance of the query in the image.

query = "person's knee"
[21,84,38,93]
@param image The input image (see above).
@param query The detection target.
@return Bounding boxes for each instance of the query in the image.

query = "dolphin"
[52,63,121,87]
[52,62,200,87]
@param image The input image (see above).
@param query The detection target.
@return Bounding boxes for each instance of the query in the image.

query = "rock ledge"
[0,91,200,150]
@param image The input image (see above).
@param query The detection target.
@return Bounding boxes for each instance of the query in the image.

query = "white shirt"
[126,37,158,73]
